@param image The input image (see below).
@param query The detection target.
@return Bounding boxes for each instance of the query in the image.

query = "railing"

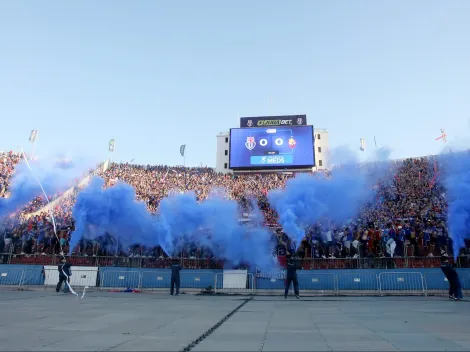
[100,271,142,290]
[424,271,470,295]
[2,254,468,269]
[297,272,336,295]
[1,268,469,296]
[3,254,225,269]
[0,268,26,288]
[378,272,426,296]
[335,272,379,295]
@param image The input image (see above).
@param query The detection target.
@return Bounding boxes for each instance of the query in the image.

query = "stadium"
[2,1,470,350]
[1,113,470,351]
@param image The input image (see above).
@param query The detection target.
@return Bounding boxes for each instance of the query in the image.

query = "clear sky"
[1,0,469,167]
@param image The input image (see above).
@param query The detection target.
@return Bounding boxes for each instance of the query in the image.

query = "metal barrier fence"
[1,268,469,296]
[378,272,426,296]
[335,272,379,295]
[297,272,336,295]
[141,271,169,290]
[424,272,470,295]
[0,268,26,288]
[462,272,470,293]
[100,271,142,290]
[215,273,254,294]
[424,272,449,294]
[255,272,380,295]
[180,271,216,290]
[141,271,215,291]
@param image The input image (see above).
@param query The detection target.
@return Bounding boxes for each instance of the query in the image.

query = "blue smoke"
[0,157,94,220]
[268,169,373,247]
[268,148,386,247]
[70,177,158,254]
[159,192,275,269]
[442,151,470,258]
[71,177,276,269]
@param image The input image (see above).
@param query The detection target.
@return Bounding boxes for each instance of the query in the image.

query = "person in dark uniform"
[170,258,182,296]
[284,255,300,299]
[56,258,72,293]
[440,255,463,301]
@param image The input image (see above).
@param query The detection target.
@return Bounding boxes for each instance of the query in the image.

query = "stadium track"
[0,291,469,351]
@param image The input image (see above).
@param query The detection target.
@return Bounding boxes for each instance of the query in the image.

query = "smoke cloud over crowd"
[0,156,96,220]
[71,177,276,269]
[5,144,469,267]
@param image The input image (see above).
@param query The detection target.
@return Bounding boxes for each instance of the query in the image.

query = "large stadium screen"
[229,126,315,170]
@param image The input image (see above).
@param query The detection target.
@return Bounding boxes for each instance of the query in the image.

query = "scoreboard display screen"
[229,126,315,170]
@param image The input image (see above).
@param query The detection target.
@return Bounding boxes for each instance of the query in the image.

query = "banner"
[180,144,186,157]
[29,130,38,143]
[109,139,115,152]
[240,115,307,128]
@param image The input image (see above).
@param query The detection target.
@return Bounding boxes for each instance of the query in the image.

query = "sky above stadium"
[0,1,469,166]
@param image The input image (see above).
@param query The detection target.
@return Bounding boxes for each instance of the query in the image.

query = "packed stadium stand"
[1,151,469,269]
[0,151,21,198]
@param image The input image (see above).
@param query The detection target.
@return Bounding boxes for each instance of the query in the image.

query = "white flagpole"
[30,130,38,161]
[108,139,114,163]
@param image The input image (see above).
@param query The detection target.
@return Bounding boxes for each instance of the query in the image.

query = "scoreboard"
[229,126,315,170]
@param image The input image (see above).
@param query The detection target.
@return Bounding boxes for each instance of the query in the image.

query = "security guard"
[170,258,182,296]
[56,258,72,293]
[440,256,463,301]
[284,254,300,299]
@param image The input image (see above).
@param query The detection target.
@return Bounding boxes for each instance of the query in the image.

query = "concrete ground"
[0,290,469,351]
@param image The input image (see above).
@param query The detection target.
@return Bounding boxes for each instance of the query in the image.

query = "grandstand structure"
[0,134,469,284]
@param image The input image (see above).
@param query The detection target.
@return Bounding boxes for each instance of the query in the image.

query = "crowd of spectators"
[1,154,469,263]
[0,151,69,215]
[0,151,21,198]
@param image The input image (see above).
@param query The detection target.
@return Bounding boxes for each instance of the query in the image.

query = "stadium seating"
[1,154,469,268]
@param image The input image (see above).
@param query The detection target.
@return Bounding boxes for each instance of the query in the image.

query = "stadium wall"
[2,265,470,293]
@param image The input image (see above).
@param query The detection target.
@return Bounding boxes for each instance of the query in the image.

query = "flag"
[435,128,446,143]
[180,144,186,157]
[359,138,365,151]
[109,139,115,152]
[29,130,38,143]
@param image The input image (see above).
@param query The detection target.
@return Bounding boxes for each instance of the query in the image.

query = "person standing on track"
[284,255,300,299]
[170,258,182,296]
[56,258,72,293]
[440,255,463,301]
